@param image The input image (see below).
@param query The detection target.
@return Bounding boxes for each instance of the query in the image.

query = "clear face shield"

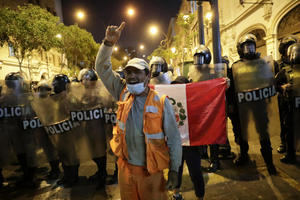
[6,79,24,93]
[194,54,205,65]
[38,87,52,98]
[290,49,300,65]
[242,43,256,59]
[151,64,164,77]
[52,81,67,94]
[81,78,97,89]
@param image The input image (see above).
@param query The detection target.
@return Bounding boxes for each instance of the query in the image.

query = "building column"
[264,34,278,60]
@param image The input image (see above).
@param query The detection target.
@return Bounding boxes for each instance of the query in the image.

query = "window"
[8,44,15,57]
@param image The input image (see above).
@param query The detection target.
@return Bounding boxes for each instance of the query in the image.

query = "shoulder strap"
[119,86,131,101]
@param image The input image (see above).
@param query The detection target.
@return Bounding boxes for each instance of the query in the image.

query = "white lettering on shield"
[22,118,43,130]
[70,108,116,123]
[0,106,24,118]
[237,85,276,103]
[44,120,80,135]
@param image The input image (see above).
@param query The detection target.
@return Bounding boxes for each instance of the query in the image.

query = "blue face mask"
[126,82,145,94]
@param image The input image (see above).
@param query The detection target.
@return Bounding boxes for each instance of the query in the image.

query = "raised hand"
[105,22,126,45]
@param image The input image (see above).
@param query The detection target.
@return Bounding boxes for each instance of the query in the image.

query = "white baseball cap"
[124,58,149,70]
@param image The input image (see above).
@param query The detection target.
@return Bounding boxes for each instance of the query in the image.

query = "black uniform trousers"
[176,146,205,198]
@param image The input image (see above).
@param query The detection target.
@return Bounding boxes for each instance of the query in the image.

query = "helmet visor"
[194,54,205,65]
[151,64,163,77]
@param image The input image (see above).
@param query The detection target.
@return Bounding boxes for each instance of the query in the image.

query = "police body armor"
[0,80,38,168]
[67,80,116,159]
[291,65,300,151]
[232,58,280,140]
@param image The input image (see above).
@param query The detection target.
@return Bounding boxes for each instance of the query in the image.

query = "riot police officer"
[52,74,70,94]
[171,76,205,200]
[149,56,172,84]
[36,81,61,179]
[52,74,81,187]
[275,35,299,154]
[189,45,221,172]
[278,43,300,164]
[77,68,109,188]
[1,72,38,187]
[231,34,277,175]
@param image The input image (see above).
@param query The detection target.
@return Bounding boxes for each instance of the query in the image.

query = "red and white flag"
[152,77,227,146]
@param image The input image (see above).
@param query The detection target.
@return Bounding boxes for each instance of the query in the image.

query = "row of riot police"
[148,34,300,200]
[0,69,117,189]
[275,36,300,164]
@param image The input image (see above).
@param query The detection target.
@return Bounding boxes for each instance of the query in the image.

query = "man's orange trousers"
[118,158,168,200]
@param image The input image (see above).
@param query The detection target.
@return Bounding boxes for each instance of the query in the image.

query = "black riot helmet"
[5,72,24,89]
[287,43,300,65]
[237,33,257,60]
[78,68,98,82]
[52,74,70,94]
[193,45,211,65]
[279,35,299,63]
[149,56,168,77]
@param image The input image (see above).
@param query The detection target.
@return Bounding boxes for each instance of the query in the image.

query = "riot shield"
[291,65,300,152]
[232,58,280,141]
[150,72,172,85]
[67,80,116,159]
[31,90,88,166]
[0,80,38,168]
[188,63,226,82]
[25,92,59,163]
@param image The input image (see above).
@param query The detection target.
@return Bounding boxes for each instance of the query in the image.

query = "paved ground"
[1,119,300,200]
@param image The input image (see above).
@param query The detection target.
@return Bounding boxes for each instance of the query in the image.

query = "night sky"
[61,0,182,56]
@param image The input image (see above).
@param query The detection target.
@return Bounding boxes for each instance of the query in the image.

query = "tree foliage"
[0,4,103,79]
[0,4,61,73]
[149,13,195,66]
[56,24,99,70]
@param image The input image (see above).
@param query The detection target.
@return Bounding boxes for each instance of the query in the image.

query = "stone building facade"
[177,0,300,65]
[0,0,64,81]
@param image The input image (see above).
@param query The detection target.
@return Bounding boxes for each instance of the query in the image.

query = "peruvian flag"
[152,78,227,146]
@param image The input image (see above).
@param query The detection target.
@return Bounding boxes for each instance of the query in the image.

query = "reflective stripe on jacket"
[110,87,170,174]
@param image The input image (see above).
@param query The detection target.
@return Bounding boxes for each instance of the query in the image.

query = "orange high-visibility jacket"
[110,87,170,174]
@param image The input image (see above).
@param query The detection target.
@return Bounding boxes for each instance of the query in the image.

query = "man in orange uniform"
[95,22,182,200]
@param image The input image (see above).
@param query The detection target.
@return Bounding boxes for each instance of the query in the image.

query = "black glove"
[165,170,178,190]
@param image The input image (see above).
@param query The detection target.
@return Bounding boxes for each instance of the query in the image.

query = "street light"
[114,47,119,52]
[127,8,135,17]
[76,10,85,20]
[139,44,145,50]
[149,25,159,36]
